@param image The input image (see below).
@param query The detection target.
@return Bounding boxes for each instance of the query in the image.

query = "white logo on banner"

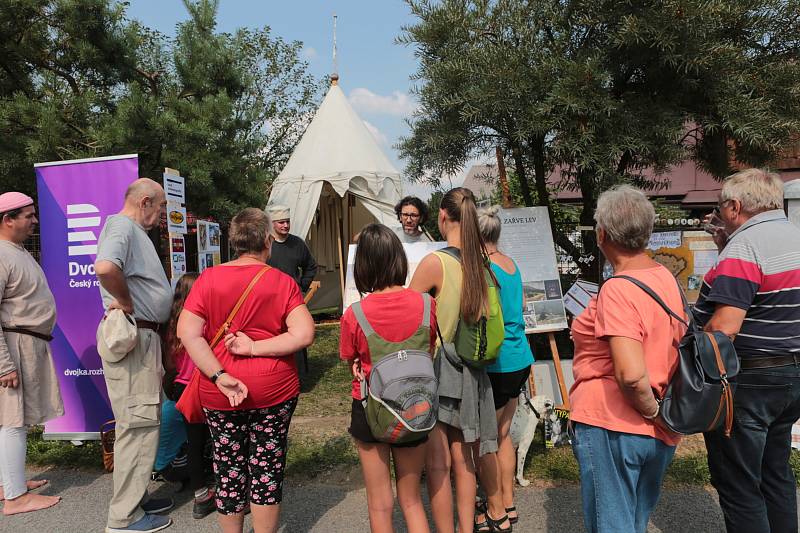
[67,203,101,256]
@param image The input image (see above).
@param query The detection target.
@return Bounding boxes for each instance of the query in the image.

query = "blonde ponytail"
[440,187,489,324]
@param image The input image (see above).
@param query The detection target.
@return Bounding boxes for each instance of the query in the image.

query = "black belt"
[740,354,800,370]
[135,320,161,333]
[2,327,53,342]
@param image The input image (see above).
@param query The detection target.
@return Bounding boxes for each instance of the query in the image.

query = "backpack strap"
[610,275,690,328]
[353,293,432,334]
[420,293,432,329]
[350,300,375,338]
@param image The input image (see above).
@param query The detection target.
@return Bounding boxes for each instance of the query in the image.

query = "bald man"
[95,178,174,533]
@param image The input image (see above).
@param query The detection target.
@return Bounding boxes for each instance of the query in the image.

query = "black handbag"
[611,275,739,436]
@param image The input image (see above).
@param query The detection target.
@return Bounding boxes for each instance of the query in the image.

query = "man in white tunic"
[0,192,63,515]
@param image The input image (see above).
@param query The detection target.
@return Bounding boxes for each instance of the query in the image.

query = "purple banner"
[35,155,138,438]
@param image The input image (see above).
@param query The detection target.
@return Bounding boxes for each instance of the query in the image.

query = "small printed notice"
[647,231,682,251]
[563,280,598,318]
[163,172,185,204]
[167,205,187,234]
[169,235,187,280]
[497,207,568,333]
[343,241,446,311]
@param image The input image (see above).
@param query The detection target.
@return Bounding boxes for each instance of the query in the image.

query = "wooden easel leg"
[548,332,570,410]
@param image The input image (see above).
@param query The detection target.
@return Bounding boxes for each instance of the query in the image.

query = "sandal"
[506,506,518,525]
[474,511,512,533]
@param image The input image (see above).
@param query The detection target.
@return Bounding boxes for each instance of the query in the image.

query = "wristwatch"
[210,370,226,384]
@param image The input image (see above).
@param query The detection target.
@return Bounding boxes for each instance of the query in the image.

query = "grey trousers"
[100,328,163,528]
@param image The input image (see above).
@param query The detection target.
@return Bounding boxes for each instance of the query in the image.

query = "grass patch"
[665,453,711,484]
[296,324,352,417]
[26,426,103,469]
[286,434,359,477]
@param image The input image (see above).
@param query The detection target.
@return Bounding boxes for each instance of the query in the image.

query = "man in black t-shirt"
[266,204,317,375]
[266,204,318,293]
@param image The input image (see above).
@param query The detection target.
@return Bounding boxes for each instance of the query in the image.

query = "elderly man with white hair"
[95,178,174,533]
[695,169,800,533]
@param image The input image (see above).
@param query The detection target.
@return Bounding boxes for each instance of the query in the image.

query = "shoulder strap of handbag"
[609,274,690,328]
[209,266,271,349]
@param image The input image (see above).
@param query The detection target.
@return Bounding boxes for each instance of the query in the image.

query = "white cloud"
[303,46,318,60]
[362,120,388,146]
[349,88,418,117]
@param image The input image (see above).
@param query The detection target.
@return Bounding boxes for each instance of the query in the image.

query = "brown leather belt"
[740,354,800,370]
[135,320,161,333]
[2,327,53,342]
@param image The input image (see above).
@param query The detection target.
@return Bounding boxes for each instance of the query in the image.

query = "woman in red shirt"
[340,224,437,533]
[178,208,314,533]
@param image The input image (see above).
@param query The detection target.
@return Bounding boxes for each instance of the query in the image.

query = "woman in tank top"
[410,188,509,533]
[476,205,535,528]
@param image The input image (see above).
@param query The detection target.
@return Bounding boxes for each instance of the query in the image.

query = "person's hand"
[351,358,364,381]
[108,299,134,315]
[215,373,248,407]
[0,370,19,388]
[224,331,255,356]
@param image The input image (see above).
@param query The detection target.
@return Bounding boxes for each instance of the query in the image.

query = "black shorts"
[348,399,427,448]
[488,366,531,409]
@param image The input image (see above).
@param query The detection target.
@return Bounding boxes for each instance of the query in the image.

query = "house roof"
[463,160,800,207]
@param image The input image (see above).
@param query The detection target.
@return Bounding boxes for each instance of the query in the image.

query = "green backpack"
[438,247,505,369]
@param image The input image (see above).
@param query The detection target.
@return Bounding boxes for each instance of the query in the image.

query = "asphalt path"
[1,466,794,532]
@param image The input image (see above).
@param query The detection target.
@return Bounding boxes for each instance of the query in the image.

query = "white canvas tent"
[267,76,403,310]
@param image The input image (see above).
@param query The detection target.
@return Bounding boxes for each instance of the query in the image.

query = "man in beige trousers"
[95,179,173,533]
[0,192,64,516]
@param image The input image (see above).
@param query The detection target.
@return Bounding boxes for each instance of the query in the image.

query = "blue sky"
[125,0,462,198]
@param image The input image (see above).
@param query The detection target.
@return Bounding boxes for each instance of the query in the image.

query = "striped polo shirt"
[693,210,800,358]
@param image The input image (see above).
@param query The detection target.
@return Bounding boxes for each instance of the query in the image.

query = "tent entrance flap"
[305,186,401,312]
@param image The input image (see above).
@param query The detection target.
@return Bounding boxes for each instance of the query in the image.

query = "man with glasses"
[394,196,431,243]
[695,169,800,533]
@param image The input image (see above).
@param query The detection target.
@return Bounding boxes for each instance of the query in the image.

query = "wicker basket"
[100,419,116,473]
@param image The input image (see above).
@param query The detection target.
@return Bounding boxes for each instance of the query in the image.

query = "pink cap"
[0,192,34,213]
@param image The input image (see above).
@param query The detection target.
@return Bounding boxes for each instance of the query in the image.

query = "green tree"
[0,0,138,193]
[0,0,321,222]
[399,0,800,278]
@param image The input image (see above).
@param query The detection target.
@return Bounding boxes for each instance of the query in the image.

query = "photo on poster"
[523,314,538,329]
[209,224,221,248]
[206,253,215,268]
[544,279,562,300]
[687,275,702,290]
[523,281,546,304]
[532,300,568,327]
[198,222,208,252]
[199,254,207,271]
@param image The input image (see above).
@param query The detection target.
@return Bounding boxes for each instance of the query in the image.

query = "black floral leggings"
[204,397,297,514]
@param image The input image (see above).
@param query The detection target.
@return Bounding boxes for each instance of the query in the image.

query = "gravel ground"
[0,466,780,532]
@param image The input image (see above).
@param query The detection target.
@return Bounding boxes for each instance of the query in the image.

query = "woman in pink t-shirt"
[569,186,687,533]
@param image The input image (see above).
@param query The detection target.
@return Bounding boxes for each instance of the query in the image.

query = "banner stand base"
[43,431,100,441]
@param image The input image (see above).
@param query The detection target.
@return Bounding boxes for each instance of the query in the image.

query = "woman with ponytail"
[410,187,507,533]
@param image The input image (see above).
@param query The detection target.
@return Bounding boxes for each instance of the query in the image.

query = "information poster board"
[497,207,568,333]
[197,219,221,272]
[646,230,718,303]
[343,241,446,311]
